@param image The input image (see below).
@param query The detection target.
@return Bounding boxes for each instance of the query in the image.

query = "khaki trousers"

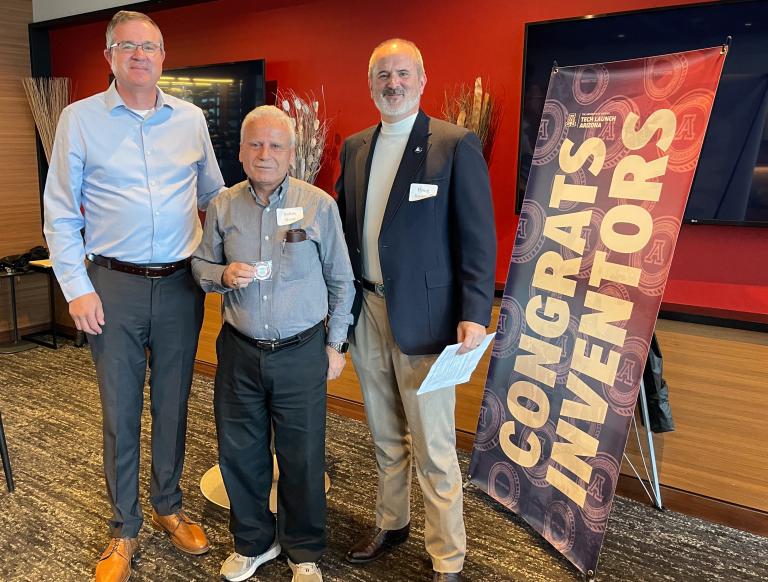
[350,290,466,573]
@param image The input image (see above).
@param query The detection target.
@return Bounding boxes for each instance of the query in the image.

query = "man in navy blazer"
[335,39,496,582]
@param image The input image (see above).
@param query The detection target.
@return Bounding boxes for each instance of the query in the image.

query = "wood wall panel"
[196,301,768,516]
[195,292,222,364]
[0,0,45,335]
[0,273,50,336]
[623,319,768,513]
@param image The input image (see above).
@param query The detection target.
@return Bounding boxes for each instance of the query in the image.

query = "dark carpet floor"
[0,342,766,581]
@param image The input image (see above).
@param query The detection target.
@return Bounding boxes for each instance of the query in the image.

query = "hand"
[222,262,257,290]
[326,346,346,380]
[456,320,487,355]
[69,292,105,335]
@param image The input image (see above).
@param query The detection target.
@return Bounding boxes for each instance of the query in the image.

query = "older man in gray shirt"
[192,105,354,582]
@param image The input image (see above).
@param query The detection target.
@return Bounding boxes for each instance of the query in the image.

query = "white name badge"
[277,207,304,226]
[409,183,438,201]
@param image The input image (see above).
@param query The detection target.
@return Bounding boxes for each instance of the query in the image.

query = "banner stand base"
[622,377,665,511]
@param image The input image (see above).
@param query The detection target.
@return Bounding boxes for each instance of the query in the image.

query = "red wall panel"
[47,0,767,319]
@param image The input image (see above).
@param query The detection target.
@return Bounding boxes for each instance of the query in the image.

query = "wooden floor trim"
[327,394,768,538]
[194,360,217,377]
[0,323,50,343]
[194,364,768,538]
[616,475,768,537]
[326,395,366,422]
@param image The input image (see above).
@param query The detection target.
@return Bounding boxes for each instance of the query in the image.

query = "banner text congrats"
[499,109,677,507]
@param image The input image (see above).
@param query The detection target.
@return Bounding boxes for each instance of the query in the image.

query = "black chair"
[0,412,14,492]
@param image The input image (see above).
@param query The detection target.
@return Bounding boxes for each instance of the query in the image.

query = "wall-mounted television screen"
[519,0,768,226]
[159,59,266,187]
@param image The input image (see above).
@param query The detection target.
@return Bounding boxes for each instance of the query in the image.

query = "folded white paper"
[417,333,496,395]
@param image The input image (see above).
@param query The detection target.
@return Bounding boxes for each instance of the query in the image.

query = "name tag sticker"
[277,207,304,226]
[409,183,438,201]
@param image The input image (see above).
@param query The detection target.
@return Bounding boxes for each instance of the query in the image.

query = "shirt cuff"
[325,322,349,344]
[202,278,231,294]
[196,264,230,294]
[60,276,95,303]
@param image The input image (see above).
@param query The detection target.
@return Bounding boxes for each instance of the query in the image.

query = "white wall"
[33,0,137,23]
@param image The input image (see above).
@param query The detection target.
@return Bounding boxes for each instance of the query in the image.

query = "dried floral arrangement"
[442,77,501,163]
[278,89,330,185]
[22,77,72,163]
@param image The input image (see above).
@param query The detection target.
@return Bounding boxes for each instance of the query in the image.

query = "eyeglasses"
[108,41,163,54]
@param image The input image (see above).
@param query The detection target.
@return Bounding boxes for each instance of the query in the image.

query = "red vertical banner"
[469,47,726,575]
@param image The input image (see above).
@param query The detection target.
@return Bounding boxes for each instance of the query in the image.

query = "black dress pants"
[214,322,328,563]
[87,262,204,538]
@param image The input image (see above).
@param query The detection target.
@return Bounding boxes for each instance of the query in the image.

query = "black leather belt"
[89,254,189,278]
[226,321,323,351]
[362,278,385,297]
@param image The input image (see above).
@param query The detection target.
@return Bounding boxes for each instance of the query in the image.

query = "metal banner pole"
[638,377,664,509]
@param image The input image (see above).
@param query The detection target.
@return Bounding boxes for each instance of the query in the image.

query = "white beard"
[373,90,420,118]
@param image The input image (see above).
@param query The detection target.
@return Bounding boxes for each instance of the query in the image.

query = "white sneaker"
[288,559,323,582]
[220,538,281,581]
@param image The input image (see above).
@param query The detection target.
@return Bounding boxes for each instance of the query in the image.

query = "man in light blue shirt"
[43,10,224,582]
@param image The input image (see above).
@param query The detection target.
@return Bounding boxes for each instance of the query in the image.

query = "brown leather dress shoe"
[151,509,210,555]
[94,537,139,582]
[433,572,462,581]
[345,523,410,563]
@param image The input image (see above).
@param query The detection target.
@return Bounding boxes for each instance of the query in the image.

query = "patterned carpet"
[0,342,766,581]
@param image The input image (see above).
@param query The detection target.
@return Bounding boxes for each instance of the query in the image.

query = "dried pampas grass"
[22,77,72,163]
[277,89,330,185]
[442,77,501,163]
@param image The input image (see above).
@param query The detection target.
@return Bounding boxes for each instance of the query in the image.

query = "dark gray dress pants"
[87,262,204,538]
[214,322,328,564]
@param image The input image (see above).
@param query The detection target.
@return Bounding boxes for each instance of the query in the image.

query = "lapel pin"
[414,146,423,153]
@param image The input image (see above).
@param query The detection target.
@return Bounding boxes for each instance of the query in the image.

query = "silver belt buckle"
[375,282,385,297]
[260,339,278,351]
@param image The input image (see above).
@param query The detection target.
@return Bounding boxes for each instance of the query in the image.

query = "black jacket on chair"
[641,333,675,433]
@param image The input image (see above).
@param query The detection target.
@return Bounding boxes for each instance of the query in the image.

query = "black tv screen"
[159,60,266,187]
[519,0,768,226]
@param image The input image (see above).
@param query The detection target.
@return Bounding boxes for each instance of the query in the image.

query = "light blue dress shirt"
[43,81,225,301]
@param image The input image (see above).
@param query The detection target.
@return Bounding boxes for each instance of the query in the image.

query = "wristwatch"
[326,341,349,354]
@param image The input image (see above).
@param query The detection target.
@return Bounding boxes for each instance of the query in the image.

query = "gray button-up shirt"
[191,176,354,343]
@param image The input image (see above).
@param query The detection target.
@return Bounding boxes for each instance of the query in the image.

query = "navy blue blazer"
[336,110,496,355]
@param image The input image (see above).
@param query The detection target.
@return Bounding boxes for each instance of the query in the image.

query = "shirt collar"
[105,80,173,112]
[248,174,290,206]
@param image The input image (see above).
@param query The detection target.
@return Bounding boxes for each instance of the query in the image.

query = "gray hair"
[240,105,296,146]
[368,38,425,80]
[106,10,164,49]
